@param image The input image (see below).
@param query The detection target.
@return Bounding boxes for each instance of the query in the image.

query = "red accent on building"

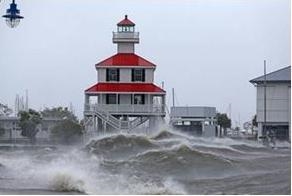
[117,15,135,26]
[95,53,156,67]
[85,83,165,94]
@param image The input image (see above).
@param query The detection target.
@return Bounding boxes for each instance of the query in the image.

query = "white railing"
[130,116,149,129]
[112,32,139,40]
[84,104,151,130]
[84,104,165,115]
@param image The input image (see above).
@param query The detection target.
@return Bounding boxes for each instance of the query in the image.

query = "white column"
[162,95,166,113]
[84,94,90,111]
[84,94,90,104]
[148,94,150,113]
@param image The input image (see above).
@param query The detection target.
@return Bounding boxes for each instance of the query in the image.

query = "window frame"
[132,68,145,82]
[106,68,120,82]
[106,94,117,104]
[133,94,145,105]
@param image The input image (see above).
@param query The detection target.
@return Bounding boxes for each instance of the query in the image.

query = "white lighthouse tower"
[84,15,166,133]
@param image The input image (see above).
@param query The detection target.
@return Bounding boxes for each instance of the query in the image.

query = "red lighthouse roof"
[85,83,165,94]
[95,53,156,67]
[117,15,135,26]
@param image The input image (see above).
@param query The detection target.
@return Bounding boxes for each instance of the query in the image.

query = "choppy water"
[0,129,290,194]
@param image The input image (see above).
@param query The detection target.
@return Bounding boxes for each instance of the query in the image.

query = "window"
[106,94,117,104]
[133,94,145,104]
[106,69,119,81]
[132,69,145,82]
[118,26,134,32]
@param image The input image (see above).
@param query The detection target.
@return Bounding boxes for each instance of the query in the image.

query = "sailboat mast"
[264,60,267,136]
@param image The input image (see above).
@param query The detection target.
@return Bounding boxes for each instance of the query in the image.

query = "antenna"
[229,103,232,120]
[238,113,241,128]
[15,94,18,116]
[172,88,175,107]
[25,89,28,111]
[263,60,267,136]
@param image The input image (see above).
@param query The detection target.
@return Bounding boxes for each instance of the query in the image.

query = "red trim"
[85,83,165,93]
[95,53,156,67]
[117,15,135,26]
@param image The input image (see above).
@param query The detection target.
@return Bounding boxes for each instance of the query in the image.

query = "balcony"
[84,103,165,116]
[112,32,139,43]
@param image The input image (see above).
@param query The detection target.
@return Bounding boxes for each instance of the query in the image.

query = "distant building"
[170,106,217,137]
[84,15,166,133]
[0,116,62,140]
[250,66,291,141]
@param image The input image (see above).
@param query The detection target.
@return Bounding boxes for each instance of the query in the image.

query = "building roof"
[250,66,291,84]
[95,53,156,68]
[85,83,166,94]
[170,106,216,118]
[117,15,135,26]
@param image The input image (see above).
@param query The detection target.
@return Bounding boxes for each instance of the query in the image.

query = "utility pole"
[25,89,28,111]
[263,60,267,136]
[229,103,232,120]
[172,88,175,107]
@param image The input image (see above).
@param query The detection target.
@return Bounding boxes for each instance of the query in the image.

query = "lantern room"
[113,15,139,49]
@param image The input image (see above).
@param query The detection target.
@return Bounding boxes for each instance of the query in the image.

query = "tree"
[19,109,42,144]
[41,106,83,144]
[50,119,83,144]
[41,107,78,122]
[216,113,231,137]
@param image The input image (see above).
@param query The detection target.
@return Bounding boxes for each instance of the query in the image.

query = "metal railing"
[84,104,165,115]
[112,32,139,41]
[84,104,151,130]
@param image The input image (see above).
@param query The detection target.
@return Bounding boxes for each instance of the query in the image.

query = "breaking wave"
[50,173,85,193]
[86,134,157,160]
[0,128,290,194]
[151,129,184,140]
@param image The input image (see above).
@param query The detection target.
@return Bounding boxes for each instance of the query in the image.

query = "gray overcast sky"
[0,0,290,127]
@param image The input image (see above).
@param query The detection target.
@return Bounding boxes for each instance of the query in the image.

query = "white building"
[84,15,166,133]
[170,106,217,137]
[250,66,291,141]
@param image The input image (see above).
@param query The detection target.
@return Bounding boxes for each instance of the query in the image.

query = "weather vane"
[1,0,23,28]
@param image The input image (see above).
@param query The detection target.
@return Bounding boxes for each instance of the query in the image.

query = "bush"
[51,119,83,144]
[19,109,42,143]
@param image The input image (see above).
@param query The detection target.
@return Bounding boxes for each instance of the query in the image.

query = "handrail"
[84,103,165,115]
[112,32,139,39]
[84,104,162,131]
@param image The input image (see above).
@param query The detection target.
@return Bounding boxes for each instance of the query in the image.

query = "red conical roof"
[95,53,156,67]
[85,83,165,94]
[117,15,135,26]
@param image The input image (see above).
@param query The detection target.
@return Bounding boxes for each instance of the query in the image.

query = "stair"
[94,108,121,130]
[91,107,149,131]
[129,116,149,130]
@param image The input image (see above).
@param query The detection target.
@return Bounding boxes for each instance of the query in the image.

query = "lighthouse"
[84,15,166,133]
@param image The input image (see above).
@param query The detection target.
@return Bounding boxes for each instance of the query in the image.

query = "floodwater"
[0,129,290,194]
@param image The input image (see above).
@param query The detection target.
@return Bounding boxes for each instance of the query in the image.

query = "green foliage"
[41,107,78,122]
[216,113,231,129]
[19,109,42,141]
[51,119,83,144]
